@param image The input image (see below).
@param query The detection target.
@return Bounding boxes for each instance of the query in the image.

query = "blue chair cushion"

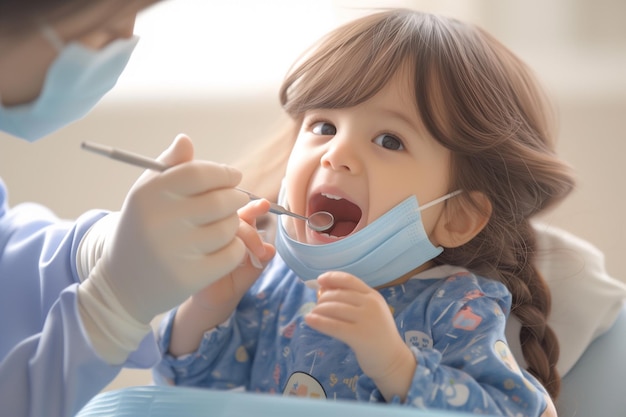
[76,385,493,417]
[557,304,626,416]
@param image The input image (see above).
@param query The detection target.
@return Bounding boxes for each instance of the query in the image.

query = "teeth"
[321,193,342,200]
[320,233,340,239]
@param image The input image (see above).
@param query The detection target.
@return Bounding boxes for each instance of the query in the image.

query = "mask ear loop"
[40,25,65,52]
[419,190,463,211]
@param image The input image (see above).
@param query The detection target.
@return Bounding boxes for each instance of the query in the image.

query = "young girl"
[154,9,574,416]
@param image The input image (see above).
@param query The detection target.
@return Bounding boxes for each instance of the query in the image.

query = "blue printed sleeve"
[0,179,159,417]
[154,260,285,389]
[361,274,550,416]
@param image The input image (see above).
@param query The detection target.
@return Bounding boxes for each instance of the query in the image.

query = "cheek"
[284,152,312,213]
[285,140,306,173]
[363,173,411,223]
[418,209,440,235]
[285,154,308,195]
[285,140,319,193]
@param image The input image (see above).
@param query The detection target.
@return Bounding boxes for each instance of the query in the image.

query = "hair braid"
[500,221,561,398]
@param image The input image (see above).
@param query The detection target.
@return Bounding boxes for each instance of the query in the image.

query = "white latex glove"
[77,134,248,364]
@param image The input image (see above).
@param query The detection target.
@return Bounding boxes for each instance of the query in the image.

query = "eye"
[311,121,337,136]
[373,134,404,151]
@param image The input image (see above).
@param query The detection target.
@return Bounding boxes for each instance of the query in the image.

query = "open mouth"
[309,193,362,238]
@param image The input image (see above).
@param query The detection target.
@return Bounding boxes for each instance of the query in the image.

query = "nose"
[77,13,137,50]
[109,14,137,39]
[319,134,362,174]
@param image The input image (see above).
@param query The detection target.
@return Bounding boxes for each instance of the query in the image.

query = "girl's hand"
[168,199,275,357]
[305,271,416,401]
[190,198,275,316]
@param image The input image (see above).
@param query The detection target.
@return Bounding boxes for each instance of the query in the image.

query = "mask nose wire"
[40,25,65,52]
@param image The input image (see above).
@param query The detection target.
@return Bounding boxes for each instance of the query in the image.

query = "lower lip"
[306,228,341,244]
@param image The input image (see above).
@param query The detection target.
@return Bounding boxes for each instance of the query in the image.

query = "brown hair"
[237,9,575,400]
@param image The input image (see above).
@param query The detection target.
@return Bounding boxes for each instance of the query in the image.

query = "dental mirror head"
[305,211,334,232]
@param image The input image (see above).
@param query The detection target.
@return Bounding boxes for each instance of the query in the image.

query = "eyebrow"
[379,108,422,134]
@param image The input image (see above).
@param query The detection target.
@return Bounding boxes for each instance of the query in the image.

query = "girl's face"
[283,69,453,246]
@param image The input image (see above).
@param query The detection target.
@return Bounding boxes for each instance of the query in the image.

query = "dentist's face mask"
[275,188,462,288]
[0,26,139,142]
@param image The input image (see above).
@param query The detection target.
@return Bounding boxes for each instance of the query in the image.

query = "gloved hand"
[77,134,249,364]
[167,199,276,357]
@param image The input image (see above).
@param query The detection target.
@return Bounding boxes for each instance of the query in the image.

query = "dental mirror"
[275,206,334,233]
[306,211,335,232]
[81,141,335,232]
[236,189,334,232]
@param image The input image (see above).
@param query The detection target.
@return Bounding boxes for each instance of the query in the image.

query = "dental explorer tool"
[81,141,334,232]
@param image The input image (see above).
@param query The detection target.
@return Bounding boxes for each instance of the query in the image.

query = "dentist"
[0,1,249,416]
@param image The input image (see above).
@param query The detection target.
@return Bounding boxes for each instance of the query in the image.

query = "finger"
[182,213,242,255]
[238,244,275,272]
[305,313,355,343]
[237,217,268,261]
[128,135,199,191]
[172,188,249,226]
[311,301,361,323]
[242,248,263,269]
[184,237,248,288]
[317,271,371,293]
[238,199,271,227]
[155,134,243,197]
[261,241,276,260]
[157,134,194,167]
[316,287,362,307]
[160,161,243,198]
[304,280,320,292]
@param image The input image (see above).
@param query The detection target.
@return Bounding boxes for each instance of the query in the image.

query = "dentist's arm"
[0,285,128,417]
[0,189,143,417]
[0,135,248,417]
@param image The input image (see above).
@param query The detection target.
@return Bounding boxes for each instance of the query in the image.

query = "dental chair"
[556,303,626,417]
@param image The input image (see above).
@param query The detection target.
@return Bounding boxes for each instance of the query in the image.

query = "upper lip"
[307,185,356,214]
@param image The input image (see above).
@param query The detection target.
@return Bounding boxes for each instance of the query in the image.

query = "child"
[154,9,574,416]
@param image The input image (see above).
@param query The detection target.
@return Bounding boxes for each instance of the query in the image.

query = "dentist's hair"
[0,0,159,35]
[237,9,575,399]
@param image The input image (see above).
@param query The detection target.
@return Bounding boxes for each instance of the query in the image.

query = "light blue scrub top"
[0,178,160,417]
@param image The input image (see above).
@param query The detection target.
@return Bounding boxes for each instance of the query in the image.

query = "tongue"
[328,220,358,237]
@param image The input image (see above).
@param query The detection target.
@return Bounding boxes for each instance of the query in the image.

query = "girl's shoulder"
[405,265,513,316]
[412,264,510,297]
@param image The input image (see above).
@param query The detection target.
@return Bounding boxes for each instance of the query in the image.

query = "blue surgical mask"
[0,26,139,142]
[275,187,462,288]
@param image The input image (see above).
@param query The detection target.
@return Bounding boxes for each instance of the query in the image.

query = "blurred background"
[1,0,624,390]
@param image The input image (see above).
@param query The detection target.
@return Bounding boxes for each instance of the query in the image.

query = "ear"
[432,191,492,248]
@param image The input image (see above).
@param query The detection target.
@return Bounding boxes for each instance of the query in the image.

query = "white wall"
[0,0,624,391]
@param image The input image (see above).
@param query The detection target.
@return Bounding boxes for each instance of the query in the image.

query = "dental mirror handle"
[81,141,169,171]
[81,141,309,222]
[234,189,309,221]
